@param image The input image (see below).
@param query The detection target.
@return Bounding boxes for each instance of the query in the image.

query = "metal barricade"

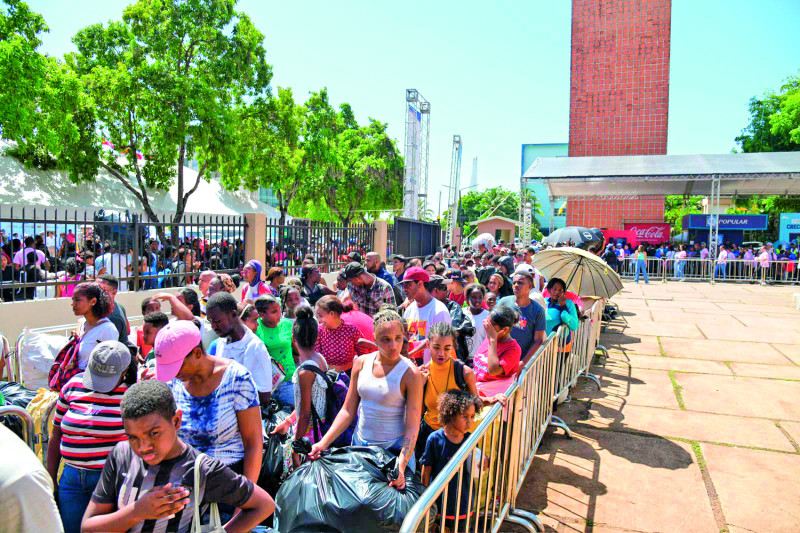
[12,316,145,389]
[0,405,36,450]
[617,257,665,282]
[714,259,799,284]
[664,257,713,282]
[399,332,561,533]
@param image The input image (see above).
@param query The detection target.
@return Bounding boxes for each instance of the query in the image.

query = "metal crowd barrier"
[10,316,145,389]
[400,330,562,533]
[616,257,665,282]
[714,259,799,284]
[0,405,36,449]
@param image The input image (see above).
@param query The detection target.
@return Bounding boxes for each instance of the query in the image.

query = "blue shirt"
[169,361,259,466]
[420,429,474,519]
[497,296,546,357]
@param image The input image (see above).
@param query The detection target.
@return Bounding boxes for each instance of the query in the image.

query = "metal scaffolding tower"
[445,135,463,245]
[402,89,431,219]
[519,176,533,246]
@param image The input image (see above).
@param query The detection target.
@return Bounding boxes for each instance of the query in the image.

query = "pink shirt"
[315,322,362,368]
[758,251,770,268]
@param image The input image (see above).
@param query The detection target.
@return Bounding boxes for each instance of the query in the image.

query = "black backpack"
[302,365,357,448]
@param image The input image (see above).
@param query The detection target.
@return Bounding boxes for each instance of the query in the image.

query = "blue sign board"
[779,212,800,244]
[682,214,768,231]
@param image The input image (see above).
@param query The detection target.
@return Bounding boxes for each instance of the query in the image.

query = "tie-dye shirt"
[169,361,259,466]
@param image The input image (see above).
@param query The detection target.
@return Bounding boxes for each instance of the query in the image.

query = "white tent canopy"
[522,152,800,197]
[0,143,283,219]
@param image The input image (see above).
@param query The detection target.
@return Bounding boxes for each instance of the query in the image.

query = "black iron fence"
[388,217,441,259]
[264,218,375,276]
[0,206,246,302]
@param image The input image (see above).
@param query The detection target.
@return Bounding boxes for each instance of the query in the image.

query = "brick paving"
[514,282,800,533]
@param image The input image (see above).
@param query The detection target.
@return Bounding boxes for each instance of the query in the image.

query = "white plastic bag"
[19,328,65,389]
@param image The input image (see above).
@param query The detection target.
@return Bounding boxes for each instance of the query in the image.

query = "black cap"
[347,251,362,263]
[427,274,451,291]
[445,269,464,283]
[390,254,408,263]
[341,262,366,280]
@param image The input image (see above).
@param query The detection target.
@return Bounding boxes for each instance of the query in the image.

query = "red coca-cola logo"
[623,223,670,244]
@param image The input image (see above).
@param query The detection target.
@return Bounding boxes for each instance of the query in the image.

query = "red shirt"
[448,291,466,306]
[315,322,362,368]
[472,337,522,382]
[342,310,375,355]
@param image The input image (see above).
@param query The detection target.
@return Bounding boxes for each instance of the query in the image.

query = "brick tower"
[566,0,671,229]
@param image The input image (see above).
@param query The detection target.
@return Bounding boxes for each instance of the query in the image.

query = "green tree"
[664,195,704,235]
[442,186,520,237]
[4,0,272,241]
[736,74,800,153]
[221,86,306,228]
[294,95,404,226]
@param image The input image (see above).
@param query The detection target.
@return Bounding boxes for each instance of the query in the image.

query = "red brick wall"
[568,0,671,157]
[567,0,671,229]
[566,196,665,229]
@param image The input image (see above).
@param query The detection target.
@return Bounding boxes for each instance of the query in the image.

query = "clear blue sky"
[27,0,800,215]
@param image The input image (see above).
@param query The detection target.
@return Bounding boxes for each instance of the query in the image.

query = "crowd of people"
[0,227,248,302]
[600,240,799,284]
[1,239,586,533]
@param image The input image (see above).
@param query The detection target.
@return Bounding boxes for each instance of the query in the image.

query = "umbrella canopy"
[532,247,623,299]
[472,233,496,250]
[543,226,604,253]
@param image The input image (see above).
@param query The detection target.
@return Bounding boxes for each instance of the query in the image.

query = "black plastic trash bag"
[259,401,293,496]
[275,446,424,533]
[0,381,37,440]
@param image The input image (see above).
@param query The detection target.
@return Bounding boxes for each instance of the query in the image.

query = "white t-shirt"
[464,308,489,362]
[100,253,131,292]
[167,316,218,352]
[76,317,118,369]
[0,425,62,533]
[45,236,56,249]
[404,297,451,364]
[215,328,273,393]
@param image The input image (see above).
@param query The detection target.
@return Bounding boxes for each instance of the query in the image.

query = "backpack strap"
[453,359,468,392]
[300,363,337,428]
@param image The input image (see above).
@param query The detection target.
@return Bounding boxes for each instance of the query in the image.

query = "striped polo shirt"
[53,374,128,470]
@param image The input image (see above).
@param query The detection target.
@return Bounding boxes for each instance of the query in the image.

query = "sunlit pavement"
[513,281,800,533]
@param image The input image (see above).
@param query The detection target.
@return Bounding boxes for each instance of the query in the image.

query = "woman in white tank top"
[308,309,424,490]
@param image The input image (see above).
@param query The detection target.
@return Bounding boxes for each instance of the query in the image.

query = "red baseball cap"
[398,266,430,283]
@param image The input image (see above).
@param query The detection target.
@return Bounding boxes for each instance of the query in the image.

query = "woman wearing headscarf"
[241,259,269,302]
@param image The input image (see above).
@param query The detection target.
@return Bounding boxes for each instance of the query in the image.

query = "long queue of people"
[2,244,581,533]
[601,240,799,284]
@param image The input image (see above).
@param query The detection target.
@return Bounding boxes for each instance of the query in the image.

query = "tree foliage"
[2,0,272,239]
[441,186,522,238]
[664,195,704,235]
[736,74,800,153]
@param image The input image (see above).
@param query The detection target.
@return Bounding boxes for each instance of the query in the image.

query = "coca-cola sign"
[623,223,670,244]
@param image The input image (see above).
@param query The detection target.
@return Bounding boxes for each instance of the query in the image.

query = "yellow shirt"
[423,360,479,431]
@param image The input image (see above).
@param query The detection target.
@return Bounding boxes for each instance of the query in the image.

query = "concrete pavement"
[514,281,800,533]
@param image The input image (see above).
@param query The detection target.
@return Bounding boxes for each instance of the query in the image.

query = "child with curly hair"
[420,389,484,528]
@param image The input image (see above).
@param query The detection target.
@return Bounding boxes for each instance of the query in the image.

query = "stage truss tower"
[402,89,431,219]
[445,135,463,245]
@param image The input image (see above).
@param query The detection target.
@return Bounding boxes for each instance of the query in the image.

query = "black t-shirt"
[301,283,326,306]
[92,441,254,533]
[107,301,131,345]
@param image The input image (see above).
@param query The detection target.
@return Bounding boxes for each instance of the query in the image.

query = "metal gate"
[391,217,441,258]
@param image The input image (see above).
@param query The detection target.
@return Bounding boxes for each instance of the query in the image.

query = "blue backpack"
[304,365,357,448]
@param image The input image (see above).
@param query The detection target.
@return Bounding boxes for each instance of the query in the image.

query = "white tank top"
[356,352,411,443]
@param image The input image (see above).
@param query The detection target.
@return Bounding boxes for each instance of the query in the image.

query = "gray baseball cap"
[83,340,131,393]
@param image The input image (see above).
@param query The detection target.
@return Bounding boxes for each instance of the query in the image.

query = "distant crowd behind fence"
[264,218,375,276]
[615,255,799,284]
[0,206,246,302]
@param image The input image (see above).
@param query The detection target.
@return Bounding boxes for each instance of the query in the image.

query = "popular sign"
[623,223,670,244]
[682,214,768,231]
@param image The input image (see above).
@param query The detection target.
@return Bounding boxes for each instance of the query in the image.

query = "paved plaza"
[516,281,800,533]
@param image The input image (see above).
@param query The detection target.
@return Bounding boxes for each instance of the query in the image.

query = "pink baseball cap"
[398,266,430,284]
[153,320,201,382]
